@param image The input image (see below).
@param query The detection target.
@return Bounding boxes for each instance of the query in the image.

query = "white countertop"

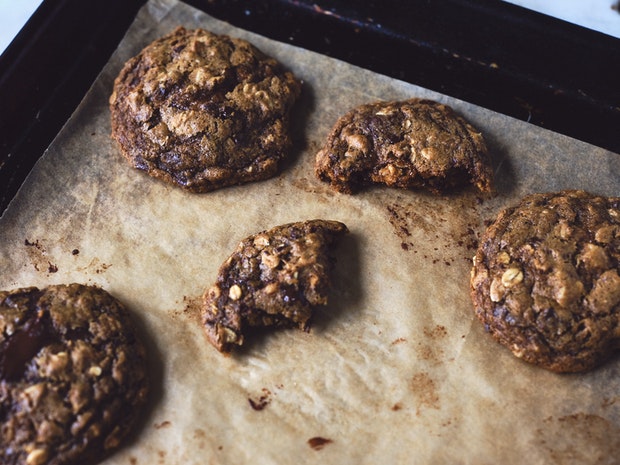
[0,1,618,56]
[0,0,43,55]
[504,0,620,38]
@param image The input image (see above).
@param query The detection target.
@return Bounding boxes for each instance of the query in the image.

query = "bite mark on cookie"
[315,99,493,195]
[202,220,348,353]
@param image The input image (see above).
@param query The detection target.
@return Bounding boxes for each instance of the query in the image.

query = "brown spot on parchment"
[458,226,479,252]
[536,413,620,463]
[154,420,171,429]
[391,337,407,345]
[166,294,203,332]
[384,194,483,265]
[129,458,137,465]
[415,343,443,364]
[247,384,285,411]
[386,204,413,240]
[193,428,207,450]
[169,295,203,324]
[95,263,112,274]
[424,325,448,339]
[76,257,112,275]
[24,238,42,249]
[415,325,449,364]
[24,239,59,274]
[308,437,333,450]
[291,176,335,198]
[248,388,272,411]
[410,372,440,414]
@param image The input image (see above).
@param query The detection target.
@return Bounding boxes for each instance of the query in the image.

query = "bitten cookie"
[0,284,149,465]
[470,190,620,372]
[110,26,302,192]
[203,220,348,353]
[315,98,492,194]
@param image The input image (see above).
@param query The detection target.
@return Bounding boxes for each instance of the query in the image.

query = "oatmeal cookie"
[315,98,492,194]
[470,190,620,372]
[203,220,348,353]
[0,284,149,465]
[110,26,301,192]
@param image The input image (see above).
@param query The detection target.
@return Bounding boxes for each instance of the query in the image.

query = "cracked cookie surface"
[110,26,301,192]
[315,98,492,194]
[202,220,348,353]
[0,284,149,465]
[470,190,620,372]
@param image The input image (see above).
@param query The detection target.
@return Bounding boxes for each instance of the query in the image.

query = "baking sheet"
[1,0,620,463]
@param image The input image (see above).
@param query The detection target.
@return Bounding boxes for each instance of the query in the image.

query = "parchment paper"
[1,1,620,463]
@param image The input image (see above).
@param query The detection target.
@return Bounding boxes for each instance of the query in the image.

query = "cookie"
[0,284,149,465]
[110,26,302,192]
[315,98,492,194]
[202,219,348,353]
[470,190,620,372]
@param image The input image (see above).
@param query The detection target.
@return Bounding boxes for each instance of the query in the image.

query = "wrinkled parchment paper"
[1,1,620,463]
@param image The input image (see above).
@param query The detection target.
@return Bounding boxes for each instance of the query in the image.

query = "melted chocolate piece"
[0,314,51,381]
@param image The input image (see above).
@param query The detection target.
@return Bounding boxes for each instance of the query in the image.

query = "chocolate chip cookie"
[470,190,620,372]
[110,26,302,192]
[315,98,492,194]
[0,284,149,465]
[203,220,348,353]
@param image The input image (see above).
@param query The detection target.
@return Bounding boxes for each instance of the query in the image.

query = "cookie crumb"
[308,437,333,450]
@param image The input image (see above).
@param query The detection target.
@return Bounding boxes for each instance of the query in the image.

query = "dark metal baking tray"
[1,0,618,215]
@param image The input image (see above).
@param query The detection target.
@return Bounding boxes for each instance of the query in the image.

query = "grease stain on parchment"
[385,194,483,265]
[23,239,59,274]
[169,294,203,324]
[410,371,441,415]
[23,239,112,277]
[536,413,620,464]
[415,325,450,365]
[76,257,112,275]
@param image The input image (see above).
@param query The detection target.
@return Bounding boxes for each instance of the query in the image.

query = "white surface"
[505,0,620,38]
[0,0,43,55]
[0,0,618,56]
